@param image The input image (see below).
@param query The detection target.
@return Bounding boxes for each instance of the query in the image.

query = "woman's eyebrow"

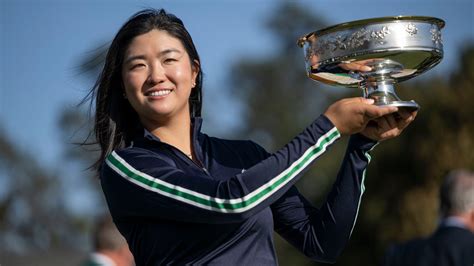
[124,49,182,64]
[159,48,181,56]
[124,55,146,65]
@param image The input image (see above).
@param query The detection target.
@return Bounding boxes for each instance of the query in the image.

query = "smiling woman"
[82,8,417,266]
[121,29,199,153]
[83,9,204,170]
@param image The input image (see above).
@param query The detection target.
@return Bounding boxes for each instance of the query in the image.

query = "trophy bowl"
[297,16,445,110]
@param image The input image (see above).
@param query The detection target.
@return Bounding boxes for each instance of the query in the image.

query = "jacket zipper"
[157,141,210,177]
[174,147,211,176]
[190,120,211,176]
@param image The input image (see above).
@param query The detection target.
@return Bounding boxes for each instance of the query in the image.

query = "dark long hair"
[82,9,203,170]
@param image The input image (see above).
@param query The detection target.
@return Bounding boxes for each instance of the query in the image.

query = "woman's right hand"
[323,97,398,136]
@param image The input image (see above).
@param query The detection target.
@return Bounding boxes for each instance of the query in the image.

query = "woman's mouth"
[147,89,172,97]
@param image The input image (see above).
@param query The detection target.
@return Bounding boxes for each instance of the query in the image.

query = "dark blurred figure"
[383,169,474,266]
[80,215,134,266]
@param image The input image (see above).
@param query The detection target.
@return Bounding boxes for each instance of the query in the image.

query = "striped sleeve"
[100,115,340,223]
[271,134,378,262]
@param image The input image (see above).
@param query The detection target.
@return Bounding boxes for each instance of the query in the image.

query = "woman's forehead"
[125,29,185,55]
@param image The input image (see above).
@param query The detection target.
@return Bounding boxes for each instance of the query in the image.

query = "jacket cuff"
[348,133,378,152]
[318,114,339,134]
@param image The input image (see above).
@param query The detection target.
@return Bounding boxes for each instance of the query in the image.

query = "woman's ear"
[192,59,200,85]
[120,82,128,99]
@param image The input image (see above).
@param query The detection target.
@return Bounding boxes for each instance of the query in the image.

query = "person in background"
[80,215,134,266]
[383,169,474,266]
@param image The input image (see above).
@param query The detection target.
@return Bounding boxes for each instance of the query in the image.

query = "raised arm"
[271,134,377,263]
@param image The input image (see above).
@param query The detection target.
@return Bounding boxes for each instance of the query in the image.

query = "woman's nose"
[147,64,166,84]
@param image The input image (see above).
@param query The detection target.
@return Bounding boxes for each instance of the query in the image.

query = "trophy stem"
[362,79,399,104]
[360,78,420,111]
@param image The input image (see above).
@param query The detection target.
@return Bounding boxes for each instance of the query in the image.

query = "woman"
[87,9,416,265]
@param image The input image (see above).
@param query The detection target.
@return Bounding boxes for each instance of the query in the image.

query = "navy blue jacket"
[382,225,474,266]
[100,115,377,265]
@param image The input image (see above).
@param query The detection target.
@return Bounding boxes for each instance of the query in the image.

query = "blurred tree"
[228,1,474,265]
[0,43,108,261]
[0,107,106,260]
[230,2,330,148]
[0,127,79,253]
[57,104,107,209]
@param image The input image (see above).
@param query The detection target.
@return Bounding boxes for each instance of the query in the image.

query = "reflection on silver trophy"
[298,16,445,110]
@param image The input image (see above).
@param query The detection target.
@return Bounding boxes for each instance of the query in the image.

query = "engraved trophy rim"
[297,15,445,47]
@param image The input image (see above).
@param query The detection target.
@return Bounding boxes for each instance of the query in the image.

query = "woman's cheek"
[124,73,144,90]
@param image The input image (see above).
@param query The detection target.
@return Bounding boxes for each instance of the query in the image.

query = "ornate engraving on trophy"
[431,26,442,45]
[370,26,391,44]
[405,23,418,36]
[309,26,393,57]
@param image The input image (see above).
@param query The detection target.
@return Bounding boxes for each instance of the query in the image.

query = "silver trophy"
[298,16,445,110]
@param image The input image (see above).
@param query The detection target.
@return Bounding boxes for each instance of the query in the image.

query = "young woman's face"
[121,29,198,126]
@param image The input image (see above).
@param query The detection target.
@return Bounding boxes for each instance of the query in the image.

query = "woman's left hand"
[361,109,418,141]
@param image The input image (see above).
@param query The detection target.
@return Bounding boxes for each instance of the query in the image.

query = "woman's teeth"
[149,90,171,96]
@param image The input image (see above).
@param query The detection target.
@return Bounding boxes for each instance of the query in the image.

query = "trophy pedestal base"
[375,100,420,111]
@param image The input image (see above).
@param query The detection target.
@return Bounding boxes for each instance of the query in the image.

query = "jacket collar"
[133,117,205,159]
[140,117,203,142]
[440,216,469,230]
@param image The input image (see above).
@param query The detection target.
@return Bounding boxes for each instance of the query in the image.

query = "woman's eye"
[164,58,177,64]
[130,64,145,70]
